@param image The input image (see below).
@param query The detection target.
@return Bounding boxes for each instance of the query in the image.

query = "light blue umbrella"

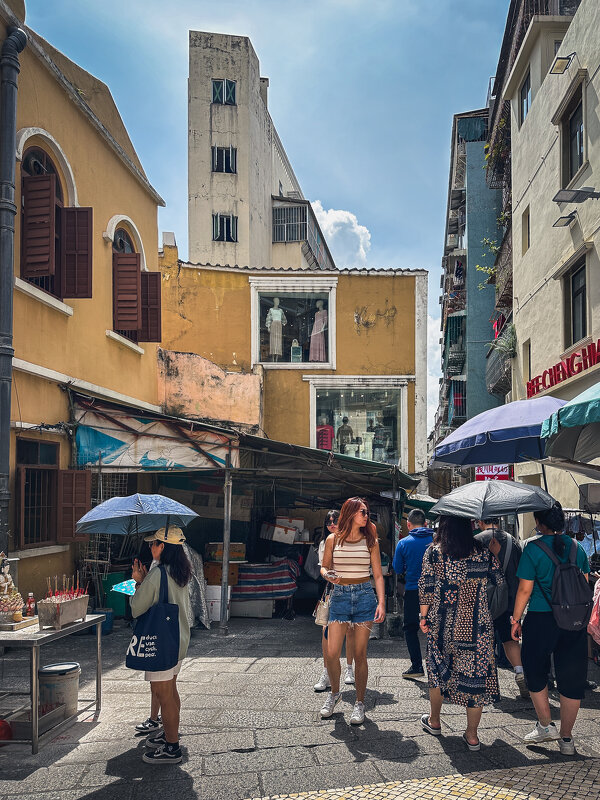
[541,381,600,462]
[76,493,198,535]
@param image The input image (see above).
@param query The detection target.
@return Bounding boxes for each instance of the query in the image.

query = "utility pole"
[0,27,27,555]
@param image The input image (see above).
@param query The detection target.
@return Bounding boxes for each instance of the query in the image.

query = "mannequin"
[309,299,327,362]
[336,416,354,454]
[265,297,287,361]
[316,416,334,450]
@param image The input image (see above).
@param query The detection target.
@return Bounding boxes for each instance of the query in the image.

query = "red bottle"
[25,593,35,617]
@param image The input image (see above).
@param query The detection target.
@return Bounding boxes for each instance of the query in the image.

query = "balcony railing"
[486,346,512,396]
[495,225,513,310]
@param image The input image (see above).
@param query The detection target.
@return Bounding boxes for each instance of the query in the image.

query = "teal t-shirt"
[516,534,590,612]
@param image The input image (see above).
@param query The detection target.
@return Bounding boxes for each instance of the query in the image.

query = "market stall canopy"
[541,381,600,464]
[432,396,567,467]
[72,392,239,471]
[431,480,555,519]
[237,433,418,504]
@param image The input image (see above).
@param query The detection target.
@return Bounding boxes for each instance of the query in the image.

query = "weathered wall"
[158,348,263,427]
[158,259,427,471]
[508,1,600,507]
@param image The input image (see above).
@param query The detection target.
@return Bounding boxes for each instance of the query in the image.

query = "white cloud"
[427,313,442,434]
[311,200,371,267]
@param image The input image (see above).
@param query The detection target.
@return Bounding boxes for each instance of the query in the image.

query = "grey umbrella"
[431,480,555,519]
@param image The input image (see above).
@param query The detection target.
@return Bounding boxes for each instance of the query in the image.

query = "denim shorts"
[329,581,377,624]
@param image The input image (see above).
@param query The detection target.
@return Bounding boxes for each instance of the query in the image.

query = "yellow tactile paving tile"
[250,760,600,800]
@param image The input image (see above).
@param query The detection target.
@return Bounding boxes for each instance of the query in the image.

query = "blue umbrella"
[76,493,198,535]
[433,396,567,467]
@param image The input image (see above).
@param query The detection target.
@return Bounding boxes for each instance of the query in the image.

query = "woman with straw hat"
[131,525,192,764]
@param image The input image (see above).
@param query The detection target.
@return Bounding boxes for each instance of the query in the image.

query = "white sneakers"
[344,665,355,685]
[314,670,330,692]
[349,701,365,725]
[523,721,561,743]
[319,691,341,718]
[523,721,576,754]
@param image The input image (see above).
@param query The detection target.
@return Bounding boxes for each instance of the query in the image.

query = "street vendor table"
[0,613,105,753]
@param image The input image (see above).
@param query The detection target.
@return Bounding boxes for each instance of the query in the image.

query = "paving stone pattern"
[0,616,598,800]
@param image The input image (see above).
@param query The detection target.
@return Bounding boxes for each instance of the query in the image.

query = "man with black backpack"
[475,518,528,699]
[511,502,592,756]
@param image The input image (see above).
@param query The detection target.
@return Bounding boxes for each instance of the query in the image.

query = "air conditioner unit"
[578,484,600,513]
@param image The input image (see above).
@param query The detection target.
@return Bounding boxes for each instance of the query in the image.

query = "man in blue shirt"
[393,509,434,678]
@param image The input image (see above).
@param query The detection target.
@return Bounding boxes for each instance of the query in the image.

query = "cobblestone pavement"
[0,615,598,800]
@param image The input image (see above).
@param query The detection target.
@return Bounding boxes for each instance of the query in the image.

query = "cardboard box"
[208,599,229,623]
[260,523,297,545]
[205,542,246,562]
[230,599,273,619]
[275,517,304,531]
[204,562,239,586]
[205,585,232,601]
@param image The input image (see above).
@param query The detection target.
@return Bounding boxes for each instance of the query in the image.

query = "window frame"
[211,146,237,174]
[521,205,530,254]
[552,72,587,189]
[519,69,531,126]
[303,375,412,471]
[212,78,236,106]
[249,276,338,369]
[563,255,587,349]
[212,213,238,243]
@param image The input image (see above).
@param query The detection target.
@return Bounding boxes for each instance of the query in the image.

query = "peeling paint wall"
[158,348,263,427]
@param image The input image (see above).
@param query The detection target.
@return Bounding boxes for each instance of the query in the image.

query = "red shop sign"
[475,465,511,481]
[527,339,600,398]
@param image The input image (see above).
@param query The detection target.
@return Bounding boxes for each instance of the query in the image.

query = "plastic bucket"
[38,662,80,717]
[94,608,114,635]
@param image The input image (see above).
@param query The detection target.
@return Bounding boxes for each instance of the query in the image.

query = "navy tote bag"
[126,565,180,672]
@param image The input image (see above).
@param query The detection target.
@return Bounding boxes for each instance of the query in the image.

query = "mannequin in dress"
[309,299,327,362]
[265,297,287,361]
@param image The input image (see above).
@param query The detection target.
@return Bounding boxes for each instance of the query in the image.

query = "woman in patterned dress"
[418,515,503,751]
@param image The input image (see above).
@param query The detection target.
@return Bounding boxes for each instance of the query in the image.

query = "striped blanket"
[231,558,300,601]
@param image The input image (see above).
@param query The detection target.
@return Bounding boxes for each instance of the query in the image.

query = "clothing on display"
[266,304,287,357]
[309,306,327,362]
[316,423,334,450]
[336,420,354,454]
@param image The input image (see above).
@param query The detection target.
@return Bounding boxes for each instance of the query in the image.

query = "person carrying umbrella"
[474,517,529,699]
[131,526,192,764]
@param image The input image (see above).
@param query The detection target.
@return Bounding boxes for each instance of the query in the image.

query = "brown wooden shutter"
[139,271,162,342]
[57,470,91,543]
[21,174,56,277]
[113,252,141,330]
[61,206,93,298]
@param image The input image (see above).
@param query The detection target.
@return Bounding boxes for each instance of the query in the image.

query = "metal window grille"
[20,467,57,547]
[272,205,307,243]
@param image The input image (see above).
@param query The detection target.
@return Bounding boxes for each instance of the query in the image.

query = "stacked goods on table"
[205,542,246,562]
[37,574,89,631]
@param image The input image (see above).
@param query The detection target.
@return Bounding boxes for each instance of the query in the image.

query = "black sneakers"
[135,716,163,734]
[142,743,182,764]
[402,666,425,680]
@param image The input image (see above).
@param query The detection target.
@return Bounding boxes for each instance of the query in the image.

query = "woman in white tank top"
[319,497,386,725]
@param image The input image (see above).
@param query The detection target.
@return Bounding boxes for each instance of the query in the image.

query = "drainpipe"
[0,26,27,555]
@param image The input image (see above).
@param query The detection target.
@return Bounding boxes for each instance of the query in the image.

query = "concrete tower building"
[188,31,334,270]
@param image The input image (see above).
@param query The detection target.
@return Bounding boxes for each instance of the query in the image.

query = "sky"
[25,0,509,431]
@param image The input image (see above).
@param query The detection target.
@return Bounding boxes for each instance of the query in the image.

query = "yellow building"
[159,242,428,476]
[2,2,165,597]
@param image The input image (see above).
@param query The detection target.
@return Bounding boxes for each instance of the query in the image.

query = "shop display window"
[315,388,402,463]
[258,291,330,364]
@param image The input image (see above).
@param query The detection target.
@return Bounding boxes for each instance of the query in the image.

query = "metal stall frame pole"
[219,451,233,635]
[391,468,399,614]
[0,27,26,556]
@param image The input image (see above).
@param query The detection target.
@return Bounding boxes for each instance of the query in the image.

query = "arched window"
[112,227,161,344]
[21,146,92,300]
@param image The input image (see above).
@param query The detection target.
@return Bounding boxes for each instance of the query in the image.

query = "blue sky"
[25,0,508,428]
